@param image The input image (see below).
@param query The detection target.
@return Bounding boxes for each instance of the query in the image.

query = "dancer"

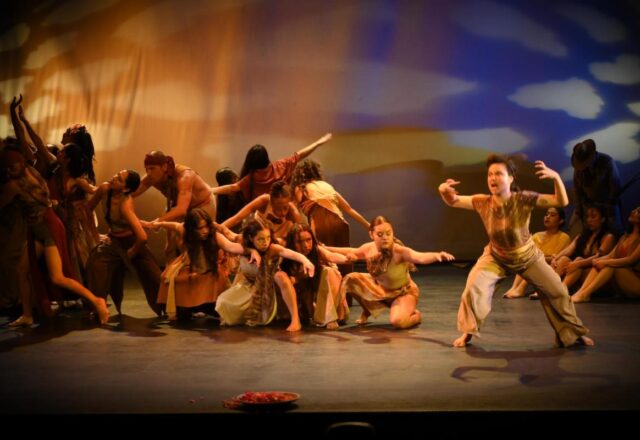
[572,206,640,302]
[503,207,571,299]
[222,180,302,243]
[85,170,162,315]
[0,148,108,326]
[439,154,593,347]
[133,151,215,260]
[214,133,332,201]
[550,204,616,291]
[330,216,454,329]
[215,219,314,332]
[148,208,251,321]
[569,139,622,235]
[282,223,352,329]
[214,167,246,227]
[290,159,369,277]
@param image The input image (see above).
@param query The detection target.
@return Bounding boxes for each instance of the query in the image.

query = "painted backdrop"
[2,0,639,260]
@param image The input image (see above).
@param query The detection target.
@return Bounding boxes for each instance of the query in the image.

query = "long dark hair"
[183,208,218,274]
[281,223,322,291]
[63,143,91,180]
[63,126,96,183]
[574,204,612,257]
[240,144,270,200]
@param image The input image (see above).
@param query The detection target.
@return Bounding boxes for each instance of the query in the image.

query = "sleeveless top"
[105,193,131,235]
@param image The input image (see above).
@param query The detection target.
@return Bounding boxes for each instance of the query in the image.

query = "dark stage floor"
[1,265,638,437]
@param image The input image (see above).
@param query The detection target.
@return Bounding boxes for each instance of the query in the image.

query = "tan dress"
[215,255,279,326]
[157,248,229,314]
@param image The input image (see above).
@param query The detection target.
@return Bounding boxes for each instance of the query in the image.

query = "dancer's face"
[270,196,291,218]
[543,207,563,230]
[109,170,128,191]
[370,222,394,251]
[194,219,210,241]
[252,229,271,252]
[295,231,314,256]
[628,206,640,224]
[487,163,513,196]
[585,207,604,231]
[144,164,166,185]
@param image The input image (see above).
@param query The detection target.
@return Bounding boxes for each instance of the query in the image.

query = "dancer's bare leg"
[613,269,640,298]
[43,246,109,324]
[8,249,34,327]
[572,267,612,302]
[274,271,301,332]
[389,294,421,329]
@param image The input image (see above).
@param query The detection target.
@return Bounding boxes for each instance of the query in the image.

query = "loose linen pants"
[457,246,588,347]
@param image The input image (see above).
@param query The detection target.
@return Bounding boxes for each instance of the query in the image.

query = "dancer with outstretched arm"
[438,155,593,348]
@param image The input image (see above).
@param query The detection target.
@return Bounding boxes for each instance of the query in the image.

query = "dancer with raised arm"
[439,155,593,348]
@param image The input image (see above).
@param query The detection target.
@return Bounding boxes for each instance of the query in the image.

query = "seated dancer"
[85,170,163,316]
[572,206,640,302]
[222,180,302,244]
[149,208,250,321]
[213,133,333,202]
[504,207,571,299]
[133,151,215,261]
[281,224,352,329]
[215,219,314,332]
[550,204,616,291]
[439,154,593,348]
[0,148,108,326]
[329,216,454,329]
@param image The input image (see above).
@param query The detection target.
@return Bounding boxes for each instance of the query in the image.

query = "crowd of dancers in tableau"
[1,94,639,348]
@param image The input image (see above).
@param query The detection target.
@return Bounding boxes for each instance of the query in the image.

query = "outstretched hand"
[436,251,455,262]
[439,179,460,195]
[317,133,332,144]
[534,160,558,180]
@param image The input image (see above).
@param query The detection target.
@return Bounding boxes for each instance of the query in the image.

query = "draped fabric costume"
[298,181,352,276]
[215,255,280,326]
[339,245,418,318]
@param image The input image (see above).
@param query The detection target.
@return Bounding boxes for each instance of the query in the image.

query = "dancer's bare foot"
[286,320,301,332]
[7,315,34,327]
[355,310,370,325]
[571,291,591,303]
[453,333,472,348]
[94,298,110,324]
[574,335,595,346]
[326,321,339,330]
[503,288,526,299]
